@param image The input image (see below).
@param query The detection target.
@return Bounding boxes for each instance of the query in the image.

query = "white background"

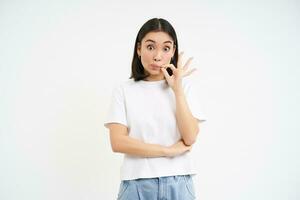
[1,0,299,199]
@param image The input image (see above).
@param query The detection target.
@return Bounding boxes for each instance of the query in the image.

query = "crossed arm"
[107,123,192,158]
[107,87,200,158]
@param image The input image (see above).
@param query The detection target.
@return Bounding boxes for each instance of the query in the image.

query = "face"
[137,31,176,81]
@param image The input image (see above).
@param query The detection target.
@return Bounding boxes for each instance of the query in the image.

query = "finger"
[168,64,176,71]
[183,68,197,77]
[183,57,193,70]
[161,63,172,68]
[185,144,192,151]
[177,51,184,68]
[162,64,176,75]
[161,67,172,81]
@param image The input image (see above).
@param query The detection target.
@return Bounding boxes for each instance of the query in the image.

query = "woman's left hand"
[161,52,197,92]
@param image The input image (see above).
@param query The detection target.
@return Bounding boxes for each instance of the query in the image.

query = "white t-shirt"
[104,78,206,180]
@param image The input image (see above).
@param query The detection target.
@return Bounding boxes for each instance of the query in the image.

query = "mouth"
[150,64,162,70]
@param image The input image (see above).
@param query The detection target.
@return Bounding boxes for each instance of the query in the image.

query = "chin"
[150,72,162,76]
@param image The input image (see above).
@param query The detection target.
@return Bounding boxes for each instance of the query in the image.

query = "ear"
[137,42,141,56]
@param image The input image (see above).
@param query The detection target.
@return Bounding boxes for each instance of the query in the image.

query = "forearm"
[111,135,168,158]
[174,87,199,146]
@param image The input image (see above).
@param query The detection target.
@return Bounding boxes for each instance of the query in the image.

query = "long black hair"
[129,18,179,81]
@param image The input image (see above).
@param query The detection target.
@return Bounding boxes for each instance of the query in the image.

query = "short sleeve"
[104,85,128,128]
[184,79,206,123]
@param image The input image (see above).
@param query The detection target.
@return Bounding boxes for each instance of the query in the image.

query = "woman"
[104,18,205,200]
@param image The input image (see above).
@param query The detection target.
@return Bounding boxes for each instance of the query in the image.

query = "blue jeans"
[117,175,196,200]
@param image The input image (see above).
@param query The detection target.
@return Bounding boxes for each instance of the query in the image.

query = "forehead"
[142,31,174,44]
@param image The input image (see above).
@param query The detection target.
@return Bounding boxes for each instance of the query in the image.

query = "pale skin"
[107,31,200,158]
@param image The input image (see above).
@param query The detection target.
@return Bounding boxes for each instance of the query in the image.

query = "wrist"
[173,87,184,96]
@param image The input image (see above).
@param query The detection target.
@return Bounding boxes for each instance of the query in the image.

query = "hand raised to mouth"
[161,52,197,92]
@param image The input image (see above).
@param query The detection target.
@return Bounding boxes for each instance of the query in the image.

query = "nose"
[153,50,162,62]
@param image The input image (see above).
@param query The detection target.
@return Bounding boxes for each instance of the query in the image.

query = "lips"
[150,64,161,70]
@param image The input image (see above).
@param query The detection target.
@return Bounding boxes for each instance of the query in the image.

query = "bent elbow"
[110,138,123,153]
[111,145,118,153]
[111,142,122,153]
[183,129,199,146]
[183,138,196,146]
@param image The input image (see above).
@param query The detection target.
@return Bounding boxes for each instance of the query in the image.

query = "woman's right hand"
[165,140,192,157]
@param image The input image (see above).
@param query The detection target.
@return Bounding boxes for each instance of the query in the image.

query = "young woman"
[104,18,205,200]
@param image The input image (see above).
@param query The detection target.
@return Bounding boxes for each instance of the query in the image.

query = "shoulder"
[114,79,137,90]
[111,79,138,94]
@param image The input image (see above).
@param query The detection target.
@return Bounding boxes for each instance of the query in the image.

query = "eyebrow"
[144,39,173,44]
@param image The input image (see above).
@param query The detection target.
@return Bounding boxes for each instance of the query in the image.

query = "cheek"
[141,52,152,63]
[164,53,173,60]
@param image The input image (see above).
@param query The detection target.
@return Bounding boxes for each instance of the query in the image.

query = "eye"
[146,45,154,50]
[163,46,171,52]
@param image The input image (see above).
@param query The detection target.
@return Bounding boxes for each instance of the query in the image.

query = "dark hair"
[129,18,179,81]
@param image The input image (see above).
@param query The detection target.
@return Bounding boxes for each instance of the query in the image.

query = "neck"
[145,75,165,81]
